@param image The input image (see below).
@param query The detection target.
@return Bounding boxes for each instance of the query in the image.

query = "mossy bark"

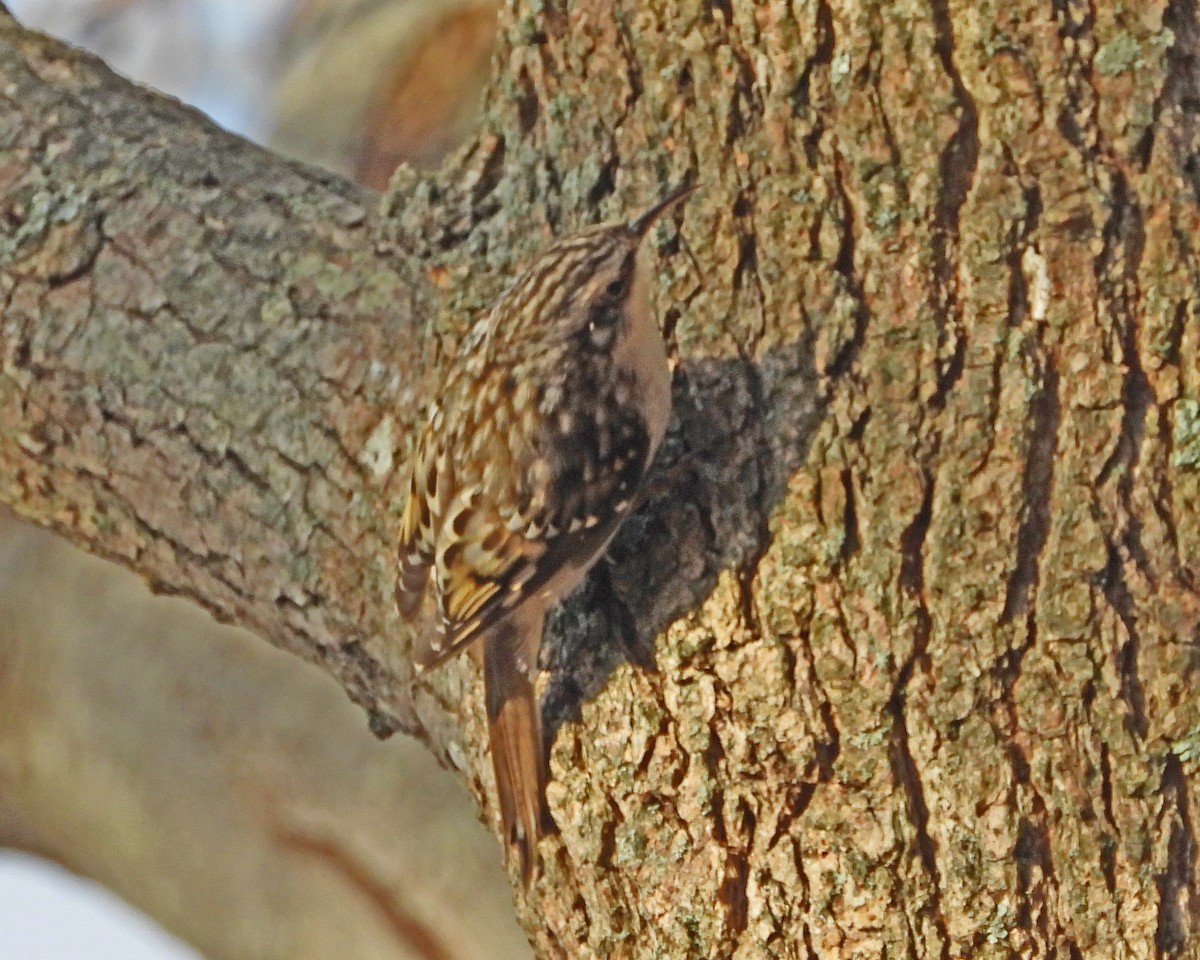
[2,1,1198,957]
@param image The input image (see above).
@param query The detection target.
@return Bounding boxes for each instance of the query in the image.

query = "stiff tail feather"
[483,631,554,883]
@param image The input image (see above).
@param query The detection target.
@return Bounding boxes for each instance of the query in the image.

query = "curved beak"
[629,183,697,238]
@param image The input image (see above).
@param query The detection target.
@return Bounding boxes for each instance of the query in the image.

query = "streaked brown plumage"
[396,186,692,881]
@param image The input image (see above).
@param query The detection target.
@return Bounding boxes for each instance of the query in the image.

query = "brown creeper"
[395,185,693,881]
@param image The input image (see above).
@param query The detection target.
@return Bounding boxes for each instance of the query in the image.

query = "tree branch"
[0,513,529,960]
[0,17,435,737]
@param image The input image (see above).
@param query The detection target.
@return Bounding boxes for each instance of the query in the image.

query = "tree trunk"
[3,2,1199,958]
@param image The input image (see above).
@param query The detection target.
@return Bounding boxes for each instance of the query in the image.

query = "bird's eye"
[589,304,619,329]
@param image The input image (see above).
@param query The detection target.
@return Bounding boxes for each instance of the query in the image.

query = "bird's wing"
[395,428,440,622]
[410,391,652,674]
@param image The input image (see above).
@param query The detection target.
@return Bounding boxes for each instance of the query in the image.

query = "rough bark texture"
[2,1,1200,958]
[0,10,447,745]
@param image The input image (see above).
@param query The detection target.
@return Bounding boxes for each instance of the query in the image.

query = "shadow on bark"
[543,335,825,738]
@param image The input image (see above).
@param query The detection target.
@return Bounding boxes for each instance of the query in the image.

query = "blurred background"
[1,2,521,958]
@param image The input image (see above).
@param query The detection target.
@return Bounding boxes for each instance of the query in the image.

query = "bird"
[395,184,693,882]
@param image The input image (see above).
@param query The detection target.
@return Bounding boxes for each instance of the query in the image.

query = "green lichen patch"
[1094,33,1142,76]
[1171,398,1200,470]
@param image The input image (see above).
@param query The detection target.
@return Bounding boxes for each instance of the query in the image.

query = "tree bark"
[0,9,444,743]
[3,2,1200,958]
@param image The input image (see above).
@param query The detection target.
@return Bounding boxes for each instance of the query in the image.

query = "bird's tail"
[483,630,554,883]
